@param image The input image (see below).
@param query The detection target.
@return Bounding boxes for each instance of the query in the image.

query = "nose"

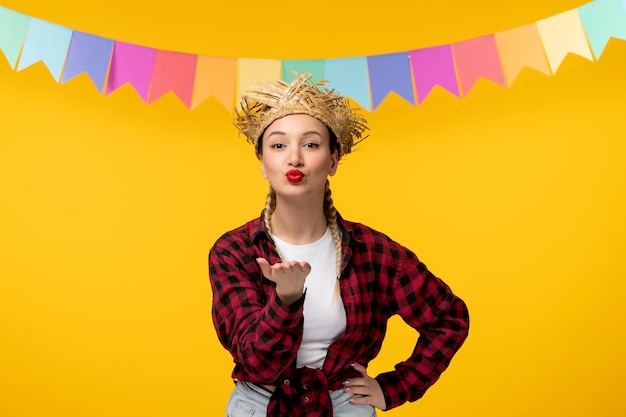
[288,147,303,167]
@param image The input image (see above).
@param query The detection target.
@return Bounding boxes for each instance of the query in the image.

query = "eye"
[304,142,320,149]
[270,143,285,149]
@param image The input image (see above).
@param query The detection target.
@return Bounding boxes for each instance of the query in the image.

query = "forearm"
[220,289,304,380]
[377,295,469,409]
[209,245,305,381]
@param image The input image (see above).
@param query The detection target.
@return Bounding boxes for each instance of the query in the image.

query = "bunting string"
[1,0,625,111]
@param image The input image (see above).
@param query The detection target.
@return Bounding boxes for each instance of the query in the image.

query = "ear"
[261,159,267,179]
[328,150,339,177]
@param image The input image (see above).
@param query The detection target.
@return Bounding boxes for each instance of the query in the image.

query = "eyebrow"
[265,130,324,139]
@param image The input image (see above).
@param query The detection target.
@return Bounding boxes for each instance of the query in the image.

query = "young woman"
[209,73,469,417]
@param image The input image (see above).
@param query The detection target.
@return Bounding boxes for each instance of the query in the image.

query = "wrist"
[276,291,303,306]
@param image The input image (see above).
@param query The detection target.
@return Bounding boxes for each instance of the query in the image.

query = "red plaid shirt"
[208,212,469,416]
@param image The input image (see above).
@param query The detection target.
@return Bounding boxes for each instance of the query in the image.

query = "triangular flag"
[367,52,414,109]
[494,24,551,85]
[62,32,114,92]
[17,18,72,81]
[281,60,325,83]
[325,57,371,111]
[536,9,594,73]
[0,6,31,69]
[237,58,281,99]
[409,45,460,104]
[452,35,506,96]
[105,41,156,102]
[148,50,197,108]
[578,0,626,59]
[192,55,237,110]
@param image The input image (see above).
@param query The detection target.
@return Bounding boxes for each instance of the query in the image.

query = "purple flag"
[106,41,156,102]
[410,45,460,104]
[367,52,414,109]
[62,32,114,92]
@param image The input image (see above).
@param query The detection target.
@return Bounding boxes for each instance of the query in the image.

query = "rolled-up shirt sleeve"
[375,247,469,409]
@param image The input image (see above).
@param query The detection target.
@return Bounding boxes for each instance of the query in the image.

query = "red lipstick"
[286,169,304,183]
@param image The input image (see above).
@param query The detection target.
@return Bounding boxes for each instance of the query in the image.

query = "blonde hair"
[264,180,343,298]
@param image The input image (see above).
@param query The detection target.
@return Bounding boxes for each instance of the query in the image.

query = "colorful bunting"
[409,45,460,104]
[282,60,325,83]
[536,10,594,73]
[0,1,623,111]
[192,56,237,110]
[452,35,506,95]
[494,24,551,85]
[578,0,626,59]
[368,52,414,109]
[17,18,72,81]
[236,58,281,99]
[325,57,371,110]
[0,6,30,69]
[62,32,114,92]
[148,50,197,108]
[106,41,157,102]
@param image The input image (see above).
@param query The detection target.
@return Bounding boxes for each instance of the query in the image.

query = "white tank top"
[272,228,347,369]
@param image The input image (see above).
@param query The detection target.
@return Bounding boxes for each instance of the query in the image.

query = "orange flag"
[192,56,237,111]
[495,24,551,85]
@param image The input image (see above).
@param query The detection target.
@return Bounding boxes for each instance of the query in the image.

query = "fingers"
[256,258,311,306]
[351,362,368,377]
[256,258,272,277]
[274,260,311,274]
[256,258,311,277]
[344,362,368,389]
[342,363,387,410]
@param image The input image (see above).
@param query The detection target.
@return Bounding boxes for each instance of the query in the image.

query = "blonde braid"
[324,180,343,302]
[264,186,285,261]
[323,180,343,279]
[263,186,276,232]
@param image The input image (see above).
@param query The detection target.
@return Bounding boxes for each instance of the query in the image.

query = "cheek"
[261,157,280,179]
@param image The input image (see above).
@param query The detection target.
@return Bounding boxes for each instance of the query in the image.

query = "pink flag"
[148,50,198,108]
[452,35,506,95]
[410,45,460,104]
[106,41,156,102]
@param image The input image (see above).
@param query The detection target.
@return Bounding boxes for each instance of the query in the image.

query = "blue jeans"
[225,381,377,417]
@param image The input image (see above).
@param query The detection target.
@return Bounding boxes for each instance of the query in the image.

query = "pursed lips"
[286,169,304,183]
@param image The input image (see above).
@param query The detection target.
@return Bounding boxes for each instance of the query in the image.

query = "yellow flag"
[536,9,594,73]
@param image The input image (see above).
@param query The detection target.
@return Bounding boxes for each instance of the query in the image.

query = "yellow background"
[1,0,625,416]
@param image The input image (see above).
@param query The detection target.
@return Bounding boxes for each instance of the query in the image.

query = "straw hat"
[234,72,368,158]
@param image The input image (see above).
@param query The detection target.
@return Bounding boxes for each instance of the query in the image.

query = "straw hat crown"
[234,72,368,158]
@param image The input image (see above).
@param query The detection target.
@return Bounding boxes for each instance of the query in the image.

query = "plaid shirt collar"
[249,210,361,277]
[250,211,363,245]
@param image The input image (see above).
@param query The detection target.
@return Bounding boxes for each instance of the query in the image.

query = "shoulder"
[339,217,409,257]
[210,216,265,253]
